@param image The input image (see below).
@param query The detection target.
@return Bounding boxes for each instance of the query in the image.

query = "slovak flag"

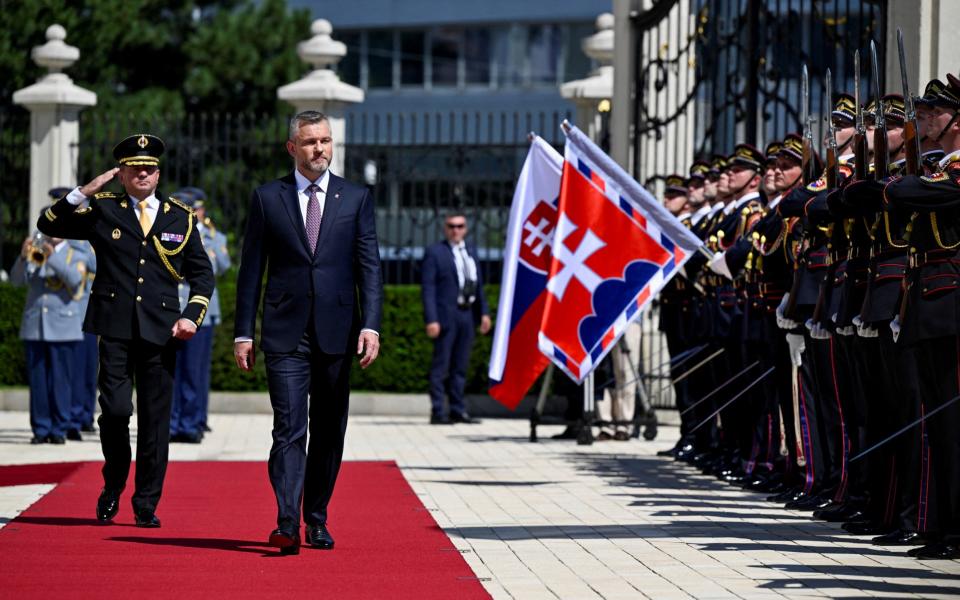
[538,125,702,383]
[488,136,563,408]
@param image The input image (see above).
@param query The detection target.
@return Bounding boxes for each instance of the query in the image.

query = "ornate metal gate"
[629,0,887,409]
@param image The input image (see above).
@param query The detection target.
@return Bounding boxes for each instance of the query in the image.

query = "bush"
[0,275,499,394]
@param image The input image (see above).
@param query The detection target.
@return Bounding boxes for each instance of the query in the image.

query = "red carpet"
[0,461,490,599]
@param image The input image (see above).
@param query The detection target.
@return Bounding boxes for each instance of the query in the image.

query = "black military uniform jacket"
[38,190,215,346]
[885,159,960,344]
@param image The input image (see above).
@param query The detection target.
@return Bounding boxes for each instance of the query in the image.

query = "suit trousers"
[599,322,640,433]
[71,332,99,430]
[97,335,176,513]
[25,340,78,438]
[264,328,352,529]
[171,325,214,436]
[428,307,475,417]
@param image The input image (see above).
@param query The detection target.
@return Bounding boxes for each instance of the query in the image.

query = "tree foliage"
[0,0,311,117]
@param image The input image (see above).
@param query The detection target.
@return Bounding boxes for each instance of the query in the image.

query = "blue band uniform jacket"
[37,191,215,347]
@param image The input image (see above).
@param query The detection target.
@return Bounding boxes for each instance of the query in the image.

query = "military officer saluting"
[38,134,214,528]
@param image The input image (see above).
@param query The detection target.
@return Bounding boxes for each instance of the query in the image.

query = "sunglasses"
[446,223,466,229]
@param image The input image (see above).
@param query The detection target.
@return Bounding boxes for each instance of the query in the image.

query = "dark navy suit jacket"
[235,172,383,354]
[421,240,490,328]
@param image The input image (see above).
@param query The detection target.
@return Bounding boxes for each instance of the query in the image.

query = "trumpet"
[27,231,49,266]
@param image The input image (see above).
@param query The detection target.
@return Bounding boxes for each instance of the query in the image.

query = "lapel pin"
[163,202,170,214]
[120,200,128,209]
[112,228,121,240]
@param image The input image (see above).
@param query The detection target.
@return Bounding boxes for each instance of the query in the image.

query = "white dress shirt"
[450,240,478,304]
[293,168,329,227]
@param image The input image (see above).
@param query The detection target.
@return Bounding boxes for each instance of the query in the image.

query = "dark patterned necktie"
[306,183,322,253]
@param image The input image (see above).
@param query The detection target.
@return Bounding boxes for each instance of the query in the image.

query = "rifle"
[825,68,840,189]
[783,64,816,320]
[897,29,922,175]
[871,40,889,180]
[853,50,869,181]
[801,64,818,186]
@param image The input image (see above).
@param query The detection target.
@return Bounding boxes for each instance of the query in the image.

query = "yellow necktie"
[138,199,152,235]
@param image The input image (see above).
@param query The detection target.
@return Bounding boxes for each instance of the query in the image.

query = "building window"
[337,32,361,87]
[564,23,595,83]
[528,24,560,85]
[464,28,491,86]
[399,30,426,86]
[431,27,461,87]
[367,30,394,89]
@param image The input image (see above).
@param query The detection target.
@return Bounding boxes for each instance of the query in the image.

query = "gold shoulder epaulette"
[167,197,195,214]
[94,192,119,200]
[922,172,949,183]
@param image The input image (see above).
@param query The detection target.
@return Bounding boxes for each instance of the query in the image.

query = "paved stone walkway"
[1,411,957,599]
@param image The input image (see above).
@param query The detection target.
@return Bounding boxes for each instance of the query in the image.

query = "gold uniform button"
[138,277,144,284]
[136,295,142,302]
[139,259,145,265]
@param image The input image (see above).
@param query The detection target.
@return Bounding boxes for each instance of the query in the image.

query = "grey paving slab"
[0,412,958,599]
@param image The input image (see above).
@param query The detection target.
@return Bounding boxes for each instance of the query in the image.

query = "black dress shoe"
[269,527,301,555]
[787,495,832,512]
[910,542,960,560]
[134,509,161,528]
[30,435,48,445]
[96,488,122,522]
[551,426,580,440]
[201,423,212,433]
[306,523,335,549]
[815,503,862,522]
[450,412,480,424]
[872,529,929,546]
[80,423,96,433]
[172,432,203,444]
[47,434,66,445]
[429,414,451,425]
[842,520,893,536]
[66,429,83,441]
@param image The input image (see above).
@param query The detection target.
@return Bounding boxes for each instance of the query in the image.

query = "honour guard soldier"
[38,133,215,528]
[170,187,231,442]
[11,218,87,444]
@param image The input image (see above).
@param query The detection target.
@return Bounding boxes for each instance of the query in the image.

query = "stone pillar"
[13,24,96,227]
[278,19,364,177]
[560,13,615,145]
[886,0,960,96]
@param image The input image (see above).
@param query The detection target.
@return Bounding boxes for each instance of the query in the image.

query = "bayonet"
[853,50,869,181]
[870,40,889,180]
[800,64,817,185]
[898,28,922,174]
[825,68,839,188]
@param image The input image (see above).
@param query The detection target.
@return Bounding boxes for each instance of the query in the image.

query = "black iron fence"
[0,108,571,285]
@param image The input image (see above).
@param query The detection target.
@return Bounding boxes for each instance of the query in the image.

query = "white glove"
[890,315,901,343]
[805,318,832,340]
[786,333,805,367]
[835,325,855,336]
[708,251,733,280]
[853,315,878,338]
[776,293,800,330]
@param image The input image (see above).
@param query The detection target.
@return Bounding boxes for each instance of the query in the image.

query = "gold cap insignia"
[137,135,149,149]
[112,228,121,240]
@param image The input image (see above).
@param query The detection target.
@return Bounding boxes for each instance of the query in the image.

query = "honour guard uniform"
[170,188,231,442]
[11,224,87,444]
[38,134,214,526]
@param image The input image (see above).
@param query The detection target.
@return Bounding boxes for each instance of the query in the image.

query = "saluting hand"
[172,318,197,341]
[79,167,120,197]
[358,331,380,369]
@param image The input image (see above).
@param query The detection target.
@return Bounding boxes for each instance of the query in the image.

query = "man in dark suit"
[234,110,383,555]
[421,211,491,424]
[38,134,215,528]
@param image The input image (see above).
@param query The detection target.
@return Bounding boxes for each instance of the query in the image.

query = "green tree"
[0,0,310,117]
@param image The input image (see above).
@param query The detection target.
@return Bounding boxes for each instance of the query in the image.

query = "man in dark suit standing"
[421,212,491,424]
[38,134,215,528]
[234,110,383,555]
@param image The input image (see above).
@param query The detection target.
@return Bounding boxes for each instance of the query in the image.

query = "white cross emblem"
[523,217,554,256]
[546,213,605,301]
